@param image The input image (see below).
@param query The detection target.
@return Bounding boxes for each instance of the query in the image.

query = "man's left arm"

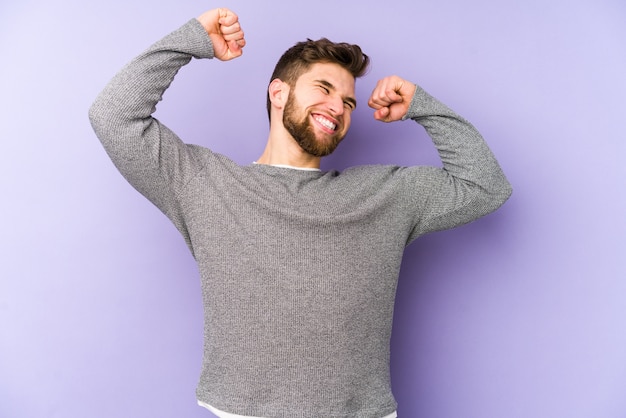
[369,76,513,236]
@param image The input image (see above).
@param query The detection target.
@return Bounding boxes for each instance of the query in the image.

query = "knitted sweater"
[89,19,512,418]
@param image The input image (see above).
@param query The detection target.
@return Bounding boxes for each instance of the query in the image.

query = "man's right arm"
[88,9,245,216]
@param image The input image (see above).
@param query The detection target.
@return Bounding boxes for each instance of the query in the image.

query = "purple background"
[1,1,625,417]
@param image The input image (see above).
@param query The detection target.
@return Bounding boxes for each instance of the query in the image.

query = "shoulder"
[186,144,243,173]
[339,163,433,182]
[335,164,446,198]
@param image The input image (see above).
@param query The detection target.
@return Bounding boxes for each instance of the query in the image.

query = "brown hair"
[266,38,370,120]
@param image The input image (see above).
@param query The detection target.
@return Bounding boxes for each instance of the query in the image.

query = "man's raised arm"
[368,76,512,237]
[88,9,245,214]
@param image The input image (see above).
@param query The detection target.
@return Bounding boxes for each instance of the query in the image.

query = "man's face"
[282,62,357,157]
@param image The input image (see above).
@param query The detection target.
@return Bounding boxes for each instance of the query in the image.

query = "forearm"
[405,85,512,201]
[88,18,216,227]
[398,85,511,238]
[88,19,214,152]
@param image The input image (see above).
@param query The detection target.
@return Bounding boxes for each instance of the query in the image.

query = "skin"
[196,8,417,169]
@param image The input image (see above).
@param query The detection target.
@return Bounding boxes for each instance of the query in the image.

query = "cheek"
[343,114,352,130]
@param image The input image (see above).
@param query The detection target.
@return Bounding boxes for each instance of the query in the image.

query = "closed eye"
[315,79,357,110]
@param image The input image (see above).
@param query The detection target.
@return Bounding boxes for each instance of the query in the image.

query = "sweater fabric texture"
[89,18,512,418]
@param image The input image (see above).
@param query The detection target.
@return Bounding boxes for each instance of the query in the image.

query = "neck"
[256,126,321,169]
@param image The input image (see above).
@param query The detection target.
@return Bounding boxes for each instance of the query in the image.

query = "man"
[89,7,512,418]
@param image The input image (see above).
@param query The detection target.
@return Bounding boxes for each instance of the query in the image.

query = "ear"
[268,78,289,109]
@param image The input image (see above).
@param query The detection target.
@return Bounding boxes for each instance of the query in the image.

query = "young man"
[89,8,512,418]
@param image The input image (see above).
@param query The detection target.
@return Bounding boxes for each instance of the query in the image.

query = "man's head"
[266,38,370,157]
[266,38,370,119]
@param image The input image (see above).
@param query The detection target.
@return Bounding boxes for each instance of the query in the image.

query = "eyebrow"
[315,79,358,109]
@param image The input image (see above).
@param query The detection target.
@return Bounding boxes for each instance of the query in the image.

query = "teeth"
[314,115,336,131]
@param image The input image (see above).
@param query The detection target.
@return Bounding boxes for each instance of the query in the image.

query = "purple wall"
[1,1,625,417]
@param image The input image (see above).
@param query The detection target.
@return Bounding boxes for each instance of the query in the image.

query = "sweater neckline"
[252,162,321,172]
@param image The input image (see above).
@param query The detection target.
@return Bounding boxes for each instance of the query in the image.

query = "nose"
[327,93,345,116]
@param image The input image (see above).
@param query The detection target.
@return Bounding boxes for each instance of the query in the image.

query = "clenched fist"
[197,8,246,61]
[368,76,416,122]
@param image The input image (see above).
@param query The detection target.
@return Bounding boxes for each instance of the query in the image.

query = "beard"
[282,91,345,157]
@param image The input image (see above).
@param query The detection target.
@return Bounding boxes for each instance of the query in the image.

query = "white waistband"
[198,400,398,418]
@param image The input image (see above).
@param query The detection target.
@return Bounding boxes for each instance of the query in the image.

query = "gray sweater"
[89,18,511,418]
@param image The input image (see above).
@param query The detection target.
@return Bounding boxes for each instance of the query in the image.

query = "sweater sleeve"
[401,85,512,242]
[88,19,214,241]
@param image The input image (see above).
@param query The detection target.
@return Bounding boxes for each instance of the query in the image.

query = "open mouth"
[313,114,337,133]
